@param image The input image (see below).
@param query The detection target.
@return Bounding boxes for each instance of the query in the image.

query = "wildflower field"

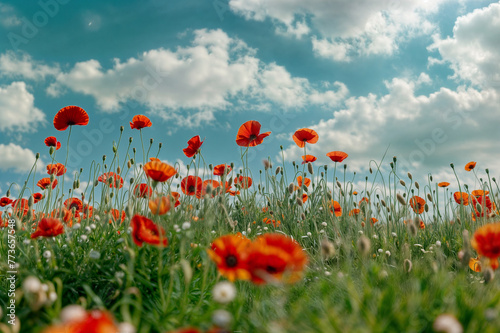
[2,106,500,333]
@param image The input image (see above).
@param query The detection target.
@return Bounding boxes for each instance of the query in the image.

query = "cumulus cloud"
[0,51,60,80]
[230,0,445,61]
[0,81,46,132]
[429,2,500,89]
[0,2,21,27]
[0,143,42,173]
[282,77,500,182]
[41,29,348,126]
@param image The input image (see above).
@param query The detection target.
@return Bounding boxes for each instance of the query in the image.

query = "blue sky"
[0,0,500,197]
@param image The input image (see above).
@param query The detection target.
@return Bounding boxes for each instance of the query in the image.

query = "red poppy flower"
[294,176,311,191]
[131,214,168,247]
[0,197,13,207]
[181,176,203,198]
[438,182,450,188]
[64,198,83,212]
[465,161,477,171]
[37,178,58,190]
[471,222,500,270]
[213,164,232,176]
[359,197,370,207]
[134,183,153,198]
[234,176,252,189]
[292,128,319,148]
[409,196,426,214]
[149,196,171,215]
[32,193,43,204]
[471,190,489,197]
[183,135,204,158]
[247,233,308,285]
[143,160,177,183]
[329,200,342,217]
[349,208,361,216]
[235,120,271,147]
[453,192,469,206]
[98,172,124,188]
[130,114,152,130]
[326,151,348,163]
[47,163,67,176]
[471,195,495,218]
[12,199,30,216]
[42,310,118,333]
[44,136,61,150]
[419,220,425,229]
[370,217,378,225]
[207,233,252,281]
[301,155,317,164]
[31,218,64,239]
[202,180,220,197]
[171,191,181,207]
[107,209,126,224]
[53,105,89,131]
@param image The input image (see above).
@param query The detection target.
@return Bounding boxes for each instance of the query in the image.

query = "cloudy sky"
[0,0,499,196]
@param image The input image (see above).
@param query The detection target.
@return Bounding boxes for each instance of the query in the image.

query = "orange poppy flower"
[353,191,358,195]
[453,192,469,206]
[247,233,308,285]
[419,220,425,229]
[471,195,495,218]
[42,310,118,333]
[107,209,126,224]
[409,196,426,214]
[301,193,308,203]
[133,183,153,198]
[50,207,74,226]
[326,151,348,163]
[292,128,319,148]
[469,256,482,272]
[297,176,311,188]
[359,197,370,207]
[149,196,171,215]
[207,233,252,281]
[37,177,58,190]
[0,197,13,207]
[471,190,489,197]
[143,160,177,183]
[301,155,317,164]
[32,193,43,203]
[31,218,64,239]
[183,135,204,158]
[213,164,232,176]
[82,205,94,219]
[53,105,89,131]
[229,190,240,196]
[202,180,220,197]
[131,214,168,247]
[98,172,124,188]
[235,120,271,147]
[370,217,378,225]
[64,198,83,212]
[234,176,252,189]
[171,191,181,207]
[330,200,342,217]
[47,163,67,176]
[181,176,203,198]
[12,199,30,216]
[465,161,477,171]
[471,222,500,270]
[44,136,61,150]
[263,217,281,227]
[438,182,450,188]
[130,114,152,130]
[349,208,361,216]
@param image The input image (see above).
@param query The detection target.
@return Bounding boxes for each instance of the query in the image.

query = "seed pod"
[307,162,314,175]
[150,138,153,145]
[110,192,114,198]
[296,198,303,206]
[159,142,162,149]
[476,203,482,214]
[381,199,386,207]
[357,236,371,256]
[336,181,341,188]
[49,147,55,155]
[127,161,132,169]
[94,180,99,187]
[275,167,281,175]
[400,180,406,187]
[129,178,134,185]
[427,193,433,202]
[397,193,406,206]
[288,183,294,194]
[116,166,121,174]
[424,203,429,212]
[369,167,373,174]
[103,155,106,162]
[415,182,420,190]
[28,196,34,207]
[407,172,412,180]
[129,137,133,143]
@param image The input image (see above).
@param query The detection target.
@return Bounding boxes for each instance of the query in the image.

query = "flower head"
[465,161,477,171]
[143,160,176,183]
[207,233,252,281]
[410,196,426,214]
[301,155,317,164]
[130,114,152,130]
[292,128,318,148]
[131,214,168,247]
[183,135,204,158]
[326,151,348,163]
[53,106,89,131]
[44,136,61,150]
[235,120,271,147]
[133,183,153,198]
[181,176,203,198]
[37,177,58,190]
[31,218,64,239]
[98,172,124,189]
[47,163,67,177]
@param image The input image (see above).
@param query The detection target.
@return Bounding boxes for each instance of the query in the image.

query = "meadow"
[1,106,500,333]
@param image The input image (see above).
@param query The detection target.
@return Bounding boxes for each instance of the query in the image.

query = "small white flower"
[127,227,132,234]
[247,228,251,233]
[43,250,52,259]
[306,232,312,237]
[94,215,101,222]
[433,314,463,333]
[242,231,247,236]
[212,309,232,328]
[436,240,442,247]
[23,276,41,293]
[41,284,49,292]
[385,251,391,257]
[48,291,57,302]
[320,229,325,234]
[61,305,87,324]
[80,235,88,241]
[358,230,364,234]
[378,249,383,253]
[118,322,136,333]
[391,232,397,237]
[212,281,237,304]
[263,227,268,231]
[62,244,68,248]
[85,226,92,233]
[325,271,331,276]
[117,238,124,244]
[373,234,379,239]
[90,223,96,229]
[89,250,101,260]
[23,239,31,245]
[182,222,191,230]
[211,230,216,234]
[73,223,81,230]
[321,222,327,227]
[319,207,323,211]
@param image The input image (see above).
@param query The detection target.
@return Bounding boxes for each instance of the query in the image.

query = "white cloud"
[0,51,60,80]
[429,2,500,89]
[42,29,348,126]
[0,3,21,27]
[282,76,500,182]
[0,81,46,132]
[230,0,446,61]
[0,143,43,173]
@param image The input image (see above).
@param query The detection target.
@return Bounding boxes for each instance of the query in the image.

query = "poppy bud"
[280,145,283,150]
[6,190,10,197]
[390,162,394,169]
[336,181,341,188]
[296,198,303,206]
[430,175,433,182]
[110,192,114,198]
[127,161,132,169]
[130,158,135,165]
[450,163,454,169]
[228,177,233,186]
[288,183,294,194]
[400,180,406,187]
[292,161,295,167]
[103,155,106,162]
[484,267,494,284]
[116,166,121,174]
[129,178,134,185]
[324,165,328,171]
[393,156,397,163]
[208,164,213,171]
[49,147,55,155]
[326,192,332,200]
[129,137,133,143]
[427,193,433,202]
[113,145,118,153]
[301,213,306,220]
[407,172,412,180]
[485,168,489,174]
[321,239,335,259]
[476,203,482,214]
[321,172,324,177]
[28,196,34,207]
[275,167,281,175]
[415,182,420,190]
[424,203,429,212]
[159,142,162,149]
[108,178,113,185]
[36,153,40,159]
[126,205,134,218]
[369,167,373,174]
[73,180,78,189]
[150,138,153,144]
[133,148,136,154]
[94,180,99,187]
[307,162,314,175]
[397,193,406,206]
[381,199,386,207]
